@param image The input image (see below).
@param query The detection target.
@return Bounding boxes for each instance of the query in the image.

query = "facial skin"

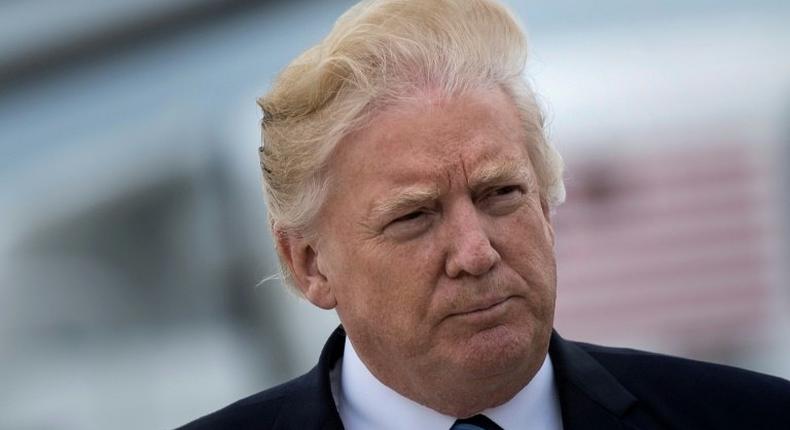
[281,86,557,417]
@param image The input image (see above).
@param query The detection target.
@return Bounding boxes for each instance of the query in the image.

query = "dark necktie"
[450,414,504,430]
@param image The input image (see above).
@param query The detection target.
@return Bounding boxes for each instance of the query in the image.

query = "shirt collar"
[337,338,563,430]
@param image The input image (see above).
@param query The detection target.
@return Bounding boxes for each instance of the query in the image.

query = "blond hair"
[258,0,565,289]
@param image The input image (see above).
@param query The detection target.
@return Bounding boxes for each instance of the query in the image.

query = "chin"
[455,323,546,378]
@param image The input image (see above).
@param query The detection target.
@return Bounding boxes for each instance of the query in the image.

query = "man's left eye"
[491,185,521,197]
[481,185,525,214]
[484,185,524,201]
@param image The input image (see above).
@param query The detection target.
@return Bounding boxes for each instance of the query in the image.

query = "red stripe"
[556,302,766,349]
[556,221,766,263]
[555,284,766,335]
[557,284,768,320]
[555,189,766,231]
[558,248,766,289]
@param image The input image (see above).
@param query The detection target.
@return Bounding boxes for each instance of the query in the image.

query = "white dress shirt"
[331,338,564,430]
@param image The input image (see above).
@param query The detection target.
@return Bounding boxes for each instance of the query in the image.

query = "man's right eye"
[383,210,434,238]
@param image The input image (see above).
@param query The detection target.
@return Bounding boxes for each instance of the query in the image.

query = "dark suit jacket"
[178,326,790,429]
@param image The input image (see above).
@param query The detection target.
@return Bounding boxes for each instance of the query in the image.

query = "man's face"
[313,86,556,410]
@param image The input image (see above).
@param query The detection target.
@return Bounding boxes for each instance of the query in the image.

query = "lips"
[452,295,513,316]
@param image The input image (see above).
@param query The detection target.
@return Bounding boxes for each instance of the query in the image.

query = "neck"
[408,357,544,417]
[357,345,548,417]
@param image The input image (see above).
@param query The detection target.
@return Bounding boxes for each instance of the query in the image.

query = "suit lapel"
[549,332,664,430]
[274,326,347,430]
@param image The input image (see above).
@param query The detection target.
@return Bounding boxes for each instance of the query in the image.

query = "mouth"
[451,295,514,318]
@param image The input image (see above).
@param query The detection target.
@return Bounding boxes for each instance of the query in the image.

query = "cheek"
[347,239,444,325]
[336,246,444,356]
[496,213,552,259]
[495,209,557,292]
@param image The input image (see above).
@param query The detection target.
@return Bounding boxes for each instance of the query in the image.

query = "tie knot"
[451,414,504,430]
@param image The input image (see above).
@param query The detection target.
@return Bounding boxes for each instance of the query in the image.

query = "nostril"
[444,207,499,278]
[447,236,500,278]
[474,243,500,274]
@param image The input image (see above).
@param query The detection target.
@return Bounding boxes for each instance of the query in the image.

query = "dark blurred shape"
[0,0,292,90]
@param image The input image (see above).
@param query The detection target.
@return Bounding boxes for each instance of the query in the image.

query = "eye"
[490,185,521,197]
[383,209,434,240]
[484,185,523,200]
[392,210,425,224]
[481,185,525,214]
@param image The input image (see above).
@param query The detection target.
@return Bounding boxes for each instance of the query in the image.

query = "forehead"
[331,87,531,189]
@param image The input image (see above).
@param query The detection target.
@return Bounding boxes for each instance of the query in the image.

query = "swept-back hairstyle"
[258,0,565,289]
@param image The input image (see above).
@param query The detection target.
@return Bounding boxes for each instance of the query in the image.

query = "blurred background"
[1,0,788,428]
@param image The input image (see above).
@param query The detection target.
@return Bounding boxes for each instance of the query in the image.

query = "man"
[180,0,790,428]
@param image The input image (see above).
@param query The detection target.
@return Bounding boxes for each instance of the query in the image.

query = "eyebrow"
[468,160,534,191]
[368,161,534,221]
[370,185,441,220]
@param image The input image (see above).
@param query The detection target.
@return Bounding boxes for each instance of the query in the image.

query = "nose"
[445,205,501,278]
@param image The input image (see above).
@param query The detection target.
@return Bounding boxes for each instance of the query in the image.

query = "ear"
[276,230,337,310]
[540,197,556,247]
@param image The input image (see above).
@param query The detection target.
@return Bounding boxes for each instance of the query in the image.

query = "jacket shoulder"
[575,341,790,427]
[175,373,312,430]
[176,326,347,430]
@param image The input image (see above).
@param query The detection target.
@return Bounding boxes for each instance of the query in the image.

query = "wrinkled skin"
[282,86,557,417]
